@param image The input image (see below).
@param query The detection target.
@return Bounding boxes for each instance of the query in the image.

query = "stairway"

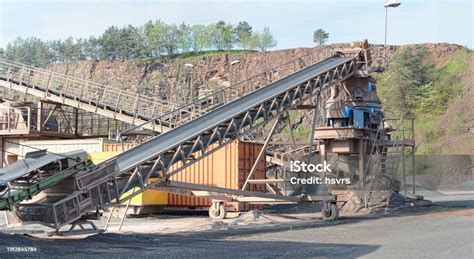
[364,116,405,208]
[0,59,177,132]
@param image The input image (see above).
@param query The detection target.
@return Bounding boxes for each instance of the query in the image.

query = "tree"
[313,29,329,45]
[377,47,434,117]
[3,20,278,63]
[254,27,277,51]
[117,25,145,59]
[161,23,179,57]
[177,22,192,53]
[75,38,87,60]
[190,24,211,53]
[99,26,121,60]
[61,37,82,61]
[83,36,101,60]
[240,33,257,50]
[212,21,234,51]
[142,20,156,57]
[234,21,254,50]
[146,20,167,57]
[5,37,52,67]
[48,39,63,62]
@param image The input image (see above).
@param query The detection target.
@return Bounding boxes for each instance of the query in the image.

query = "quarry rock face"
[7,42,470,158]
[43,43,464,105]
[46,47,328,104]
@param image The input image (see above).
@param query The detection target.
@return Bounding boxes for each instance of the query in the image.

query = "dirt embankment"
[437,51,473,154]
[46,43,465,100]
[46,46,329,104]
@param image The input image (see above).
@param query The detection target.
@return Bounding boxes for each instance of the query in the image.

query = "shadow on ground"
[0,233,380,258]
[0,195,471,257]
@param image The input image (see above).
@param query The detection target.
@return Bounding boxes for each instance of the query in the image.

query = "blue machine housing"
[324,78,383,129]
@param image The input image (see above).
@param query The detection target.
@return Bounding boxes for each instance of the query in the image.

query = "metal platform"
[154,180,335,204]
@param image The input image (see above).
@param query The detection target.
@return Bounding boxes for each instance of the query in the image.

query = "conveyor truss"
[0,45,373,232]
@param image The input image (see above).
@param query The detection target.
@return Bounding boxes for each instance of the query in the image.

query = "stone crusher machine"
[0,41,384,234]
[262,40,414,212]
[284,41,415,211]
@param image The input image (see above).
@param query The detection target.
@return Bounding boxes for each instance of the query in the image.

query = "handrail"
[118,45,336,138]
[0,60,172,107]
[0,59,177,123]
[0,58,176,107]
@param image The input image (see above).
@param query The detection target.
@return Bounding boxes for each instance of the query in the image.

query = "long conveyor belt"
[113,56,353,172]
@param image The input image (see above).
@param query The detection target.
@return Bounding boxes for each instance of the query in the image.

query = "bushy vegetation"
[375,47,471,154]
[1,20,277,67]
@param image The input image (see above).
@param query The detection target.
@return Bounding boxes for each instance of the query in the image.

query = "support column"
[402,145,407,197]
[411,119,416,196]
[359,139,365,187]
[0,137,3,168]
[242,115,282,191]
[37,101,43,133]
[412,146,416,196]
[308,94,320,165]
[307,95,320,195]
[320,144,327,165]
[74,107,79,136]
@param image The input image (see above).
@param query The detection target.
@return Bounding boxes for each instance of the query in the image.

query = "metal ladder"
[364,116,405,208]
[104,197,132,232]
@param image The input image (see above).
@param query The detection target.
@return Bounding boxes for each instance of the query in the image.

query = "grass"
[135,49,257,66]
[446,111,466,135]
[413,114,442,154]
[174,49,257,60]
[438,48,470,80]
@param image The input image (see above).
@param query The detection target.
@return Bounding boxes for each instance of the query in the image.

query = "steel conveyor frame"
[8,53,363,232]
[153,180,335,204]
[14,53,360,229]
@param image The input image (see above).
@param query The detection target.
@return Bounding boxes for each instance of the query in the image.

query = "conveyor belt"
[11,53,359,228]
[0,150,89,210]
[0,150,87,186]
[113,56,353,172]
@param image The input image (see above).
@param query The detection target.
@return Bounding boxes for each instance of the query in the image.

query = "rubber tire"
[208,203,226,220]
[321,203,339,221]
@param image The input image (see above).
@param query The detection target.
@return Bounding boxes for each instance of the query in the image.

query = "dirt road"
[0,193,472,258]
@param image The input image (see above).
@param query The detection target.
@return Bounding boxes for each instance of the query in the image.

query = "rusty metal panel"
[168,140,266,210]
[103,143,135,152]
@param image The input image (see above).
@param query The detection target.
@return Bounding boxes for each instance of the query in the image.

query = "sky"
[0,0,472,50]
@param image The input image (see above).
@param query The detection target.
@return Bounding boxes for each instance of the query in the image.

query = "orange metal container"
[101,140,266,211]
[168,140,266,211]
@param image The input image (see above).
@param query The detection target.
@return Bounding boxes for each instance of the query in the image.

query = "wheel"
[321,202,339,221]
[208,203,226,220]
